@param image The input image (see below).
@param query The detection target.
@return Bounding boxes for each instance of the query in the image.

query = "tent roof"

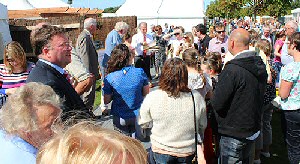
[28,0,69,8]
[0,0,34,10]
[116,0,205,18]
[0,3,8,19]
[0,0,69,10]
[292,8,300,14]
[116,0,161,17]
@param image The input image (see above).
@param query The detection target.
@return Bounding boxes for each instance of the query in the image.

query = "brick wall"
[9,15,137,55]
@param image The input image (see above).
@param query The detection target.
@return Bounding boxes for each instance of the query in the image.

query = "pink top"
[274,39,284,63]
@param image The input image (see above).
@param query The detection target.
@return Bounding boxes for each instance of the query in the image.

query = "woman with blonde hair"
[254,39,276,164]
[0,41,35,97]
[37,122,147,164]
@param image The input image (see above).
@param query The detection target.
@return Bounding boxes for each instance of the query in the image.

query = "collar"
[39,59,65,74]
[233,49,253,59]
[214,35,228,44]
[84,29,93,38]
[0,130,37,156]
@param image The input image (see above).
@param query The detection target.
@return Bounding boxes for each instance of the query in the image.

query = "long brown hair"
[106,44,132,74]
[159,58,190,98]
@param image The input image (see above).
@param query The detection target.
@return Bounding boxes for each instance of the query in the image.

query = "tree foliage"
[206,0,295,19]
[103,6,120,13]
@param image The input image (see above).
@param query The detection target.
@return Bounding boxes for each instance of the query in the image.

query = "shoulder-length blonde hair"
[4,41,27,74]
[37,122,147,164]
[159,58,191,98]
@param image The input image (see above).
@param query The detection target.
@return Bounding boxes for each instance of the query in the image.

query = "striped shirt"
[0,62,35,95]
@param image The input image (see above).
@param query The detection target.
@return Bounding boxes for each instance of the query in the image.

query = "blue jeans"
[150,149,194,164]
[284,110,300,164]
[219,136,254,164]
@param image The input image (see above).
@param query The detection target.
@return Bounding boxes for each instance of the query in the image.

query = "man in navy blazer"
[27,25,93,121]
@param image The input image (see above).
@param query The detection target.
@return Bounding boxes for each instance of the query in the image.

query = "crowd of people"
[0,16,299,164]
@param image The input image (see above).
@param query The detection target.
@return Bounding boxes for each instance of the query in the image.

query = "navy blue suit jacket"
[26,60,92,121]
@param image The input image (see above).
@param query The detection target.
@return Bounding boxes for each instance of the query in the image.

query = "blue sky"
[62,0,213,10]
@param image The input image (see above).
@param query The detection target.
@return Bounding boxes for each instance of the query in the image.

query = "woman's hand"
[197,144,206,164]
[6,88,18,95]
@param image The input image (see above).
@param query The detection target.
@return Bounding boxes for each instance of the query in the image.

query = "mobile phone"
[221,47,225,53]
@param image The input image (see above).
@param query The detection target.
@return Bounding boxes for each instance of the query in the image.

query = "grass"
[94,80,102,108]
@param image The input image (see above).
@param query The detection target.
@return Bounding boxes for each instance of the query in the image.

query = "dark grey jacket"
[211,51,267,139]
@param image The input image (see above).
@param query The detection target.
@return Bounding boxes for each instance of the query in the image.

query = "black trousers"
[134,55,152,80]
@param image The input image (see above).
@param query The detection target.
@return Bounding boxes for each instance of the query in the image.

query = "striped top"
[0,62,35,95]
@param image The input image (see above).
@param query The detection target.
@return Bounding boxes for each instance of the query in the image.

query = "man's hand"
[75,74,95,95]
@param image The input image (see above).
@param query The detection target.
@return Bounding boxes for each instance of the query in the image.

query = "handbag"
[191,92,198,164]
[191,92,207,164]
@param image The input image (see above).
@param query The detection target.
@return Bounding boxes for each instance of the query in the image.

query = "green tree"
[103,6,120,13]
[206,0,293,19]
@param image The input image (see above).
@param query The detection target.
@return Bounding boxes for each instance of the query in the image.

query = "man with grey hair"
[281,20,298,65]
[0,82,62,163]
[102,21,129,75]
[76,17,100,110]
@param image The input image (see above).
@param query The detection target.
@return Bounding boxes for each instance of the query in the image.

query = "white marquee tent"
[0,0,69,10]
[0,0,34,10]
[0,3,12,60]
[27,0,69,9]
[116,0,205,32]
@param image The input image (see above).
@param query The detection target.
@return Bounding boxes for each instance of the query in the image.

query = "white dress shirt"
[131,32,153,56]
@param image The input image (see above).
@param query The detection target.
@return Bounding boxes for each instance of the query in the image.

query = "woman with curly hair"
[139,58,207,164]
[102,44,149,139]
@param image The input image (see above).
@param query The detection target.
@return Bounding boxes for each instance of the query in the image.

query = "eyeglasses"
[174,33,180,35]
[6,57,16,64]
[216,30,225,34]
[47,41,72,50]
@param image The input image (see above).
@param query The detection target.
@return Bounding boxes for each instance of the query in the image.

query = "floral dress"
[280,62,300,110]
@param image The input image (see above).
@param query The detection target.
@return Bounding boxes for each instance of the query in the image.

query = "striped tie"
[63,71,73,87]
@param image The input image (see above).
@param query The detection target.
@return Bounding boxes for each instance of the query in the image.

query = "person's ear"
[42,46,52,58]
[42,46,49,54]
[229,39,234,49]
[209,69,215,75]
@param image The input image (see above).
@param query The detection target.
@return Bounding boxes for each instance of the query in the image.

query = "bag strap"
[191,91,198,162]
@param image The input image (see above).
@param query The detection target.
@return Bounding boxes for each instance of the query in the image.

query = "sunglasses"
[216,30,225,34]
[174,33,180,35]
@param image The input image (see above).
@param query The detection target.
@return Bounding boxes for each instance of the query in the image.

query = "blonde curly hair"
[0,82,61,135]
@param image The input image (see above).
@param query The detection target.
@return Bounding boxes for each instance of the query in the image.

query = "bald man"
[211,28,267,163]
